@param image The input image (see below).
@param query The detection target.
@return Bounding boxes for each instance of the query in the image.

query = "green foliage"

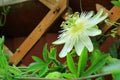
[102,57,120,80]
[38,65,48,77]
[83,49,109,76]
[65,47,88,78]
[45,72,63,78]
[109,40,120,59]
[109,44,118,58]
[64,46,120,80]
[8,65,22,76]
[0,35,120,80]
[0,36,29,80]
[67,53,77,77]
[0,36,24,80]
[27,44,64,78]
[111,0,120,8]
[42,44,49,63]
[27,62,45,72]
[0,36,11,80]
[62,73,76,78]
[77,47,88,77]
[0,37,120,80]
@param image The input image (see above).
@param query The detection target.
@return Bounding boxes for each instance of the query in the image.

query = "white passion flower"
[53,9,108,58]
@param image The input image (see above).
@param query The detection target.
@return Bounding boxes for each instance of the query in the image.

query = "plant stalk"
[14,72,111,80]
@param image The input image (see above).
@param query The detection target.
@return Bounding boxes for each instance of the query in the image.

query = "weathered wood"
[9,0,68,65]
[4,44,13,57]
[96,4,120,33]
[0,0,28,6]
[39,0,58,9]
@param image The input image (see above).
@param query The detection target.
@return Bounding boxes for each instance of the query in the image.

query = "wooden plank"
[96,4,120,33]
[39,0,58,9]
[0,0,28,6]
[4,44,13,57]
[9,0,68,65]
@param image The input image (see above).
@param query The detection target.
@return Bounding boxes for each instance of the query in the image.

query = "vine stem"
[77,72,111,80]
[80,0,83,12]
[14,72,111,80]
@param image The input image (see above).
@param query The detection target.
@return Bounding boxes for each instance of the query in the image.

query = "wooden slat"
[4,44,13,57]
[9,0,68,65]
[96,4,120,33]
[39,0,58,9]
[0,0,28,6]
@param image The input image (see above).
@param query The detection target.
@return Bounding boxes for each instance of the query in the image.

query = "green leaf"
[32,56,45,64]
[45,72,62,78]
[112,74,120,80]
[49,47,57,60]
[102,57,120,74]
[104,57,120,80]
[5,73,12,80]
[8,65,22,76]
[62,73,76,79]
[109,44,118,58]
[27,62,44,72]
[67,54,77,77]
[90,49,103,63]
[103,62,120,74]
[0,36,8,73]
[42,44,49,62]
[38,66,48,77]
[111,1,120,8]
[0,36,4,45]
[78,47,88,77]
[83,49,109,76]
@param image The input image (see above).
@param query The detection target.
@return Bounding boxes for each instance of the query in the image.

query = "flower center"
[70,22,84,34]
